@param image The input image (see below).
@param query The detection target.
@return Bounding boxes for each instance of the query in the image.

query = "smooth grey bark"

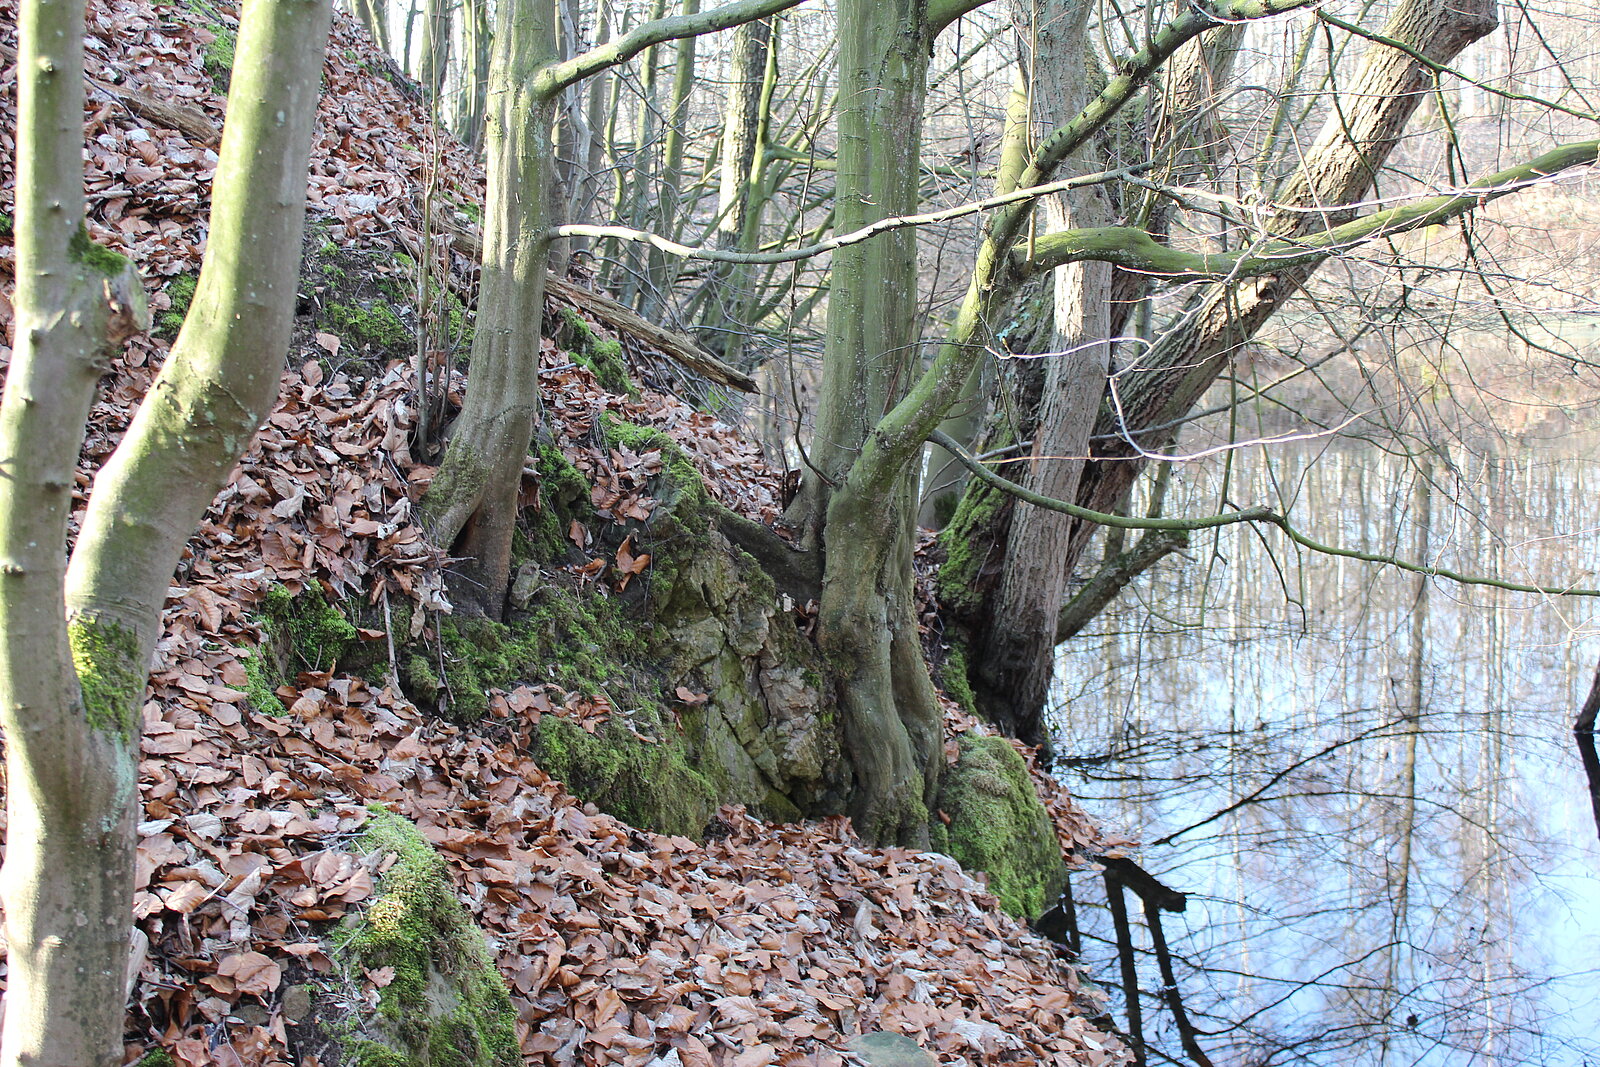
[422,0,558,619]
[0,3,330,1064]
[418,0,452,107]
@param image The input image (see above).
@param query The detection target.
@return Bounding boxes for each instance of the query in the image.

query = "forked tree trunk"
[786,0,942,845]
[0,3,330,1064]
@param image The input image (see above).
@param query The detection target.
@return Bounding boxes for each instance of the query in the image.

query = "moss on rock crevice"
[330,808,520,1067]
[930,734,1066,919]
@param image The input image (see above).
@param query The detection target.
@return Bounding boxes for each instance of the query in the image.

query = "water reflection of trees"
[1053,442,1600,1066]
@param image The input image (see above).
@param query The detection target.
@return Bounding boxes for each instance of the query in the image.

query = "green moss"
[935,472,1007,617]
[930,734,1066,919]
[533,709,718,836]
[68,225,131,278]
[333,809,520,1067]
[243,647,287,716]
[521,443,591,565]
[67,616,142,738]
[598,418,717,606]
[156,273,198,339]
[324,300,414,356]
[257,584,360,673]
[0,211,12,239]
[199,22,235,93]
[938,643,977,716]
[558,307,632,395]
[134,1050,176,1067]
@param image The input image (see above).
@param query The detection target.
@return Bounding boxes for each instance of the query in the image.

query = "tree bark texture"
[700,15,774,368]
[788,0,942,845]
[973,0,1112,748]
[0,3,330,1064]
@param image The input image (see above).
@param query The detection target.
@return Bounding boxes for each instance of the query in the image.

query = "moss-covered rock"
[533,710,719,837]
[330,809,520,1067]
[930,735,1066,919]
[556,307,631,396]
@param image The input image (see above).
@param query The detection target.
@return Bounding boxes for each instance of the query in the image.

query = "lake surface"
[1052,437,1600,1066]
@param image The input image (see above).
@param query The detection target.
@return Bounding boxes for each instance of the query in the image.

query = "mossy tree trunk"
[0,3,331,1064]
[799,0,1303,840]
[424,0,808,618]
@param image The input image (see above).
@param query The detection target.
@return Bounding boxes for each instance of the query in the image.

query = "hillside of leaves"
[0,3,1131,1065]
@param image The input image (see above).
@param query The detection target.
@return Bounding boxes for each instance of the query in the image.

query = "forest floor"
[0,2,1134,1065]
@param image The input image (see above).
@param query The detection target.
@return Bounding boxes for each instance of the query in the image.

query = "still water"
[1053,438,1600,1066]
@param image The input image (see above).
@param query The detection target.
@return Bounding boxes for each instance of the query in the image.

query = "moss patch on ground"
[331,808,520,1067]
[931,734,1066,919]
[245,585,366,714]
[557,308,631,396]
[155,273,198,339]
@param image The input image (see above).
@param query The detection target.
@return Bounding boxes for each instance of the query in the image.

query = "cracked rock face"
[656,529,843,818]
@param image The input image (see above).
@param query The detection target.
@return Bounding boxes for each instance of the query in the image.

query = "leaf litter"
[0,2,1128,1064]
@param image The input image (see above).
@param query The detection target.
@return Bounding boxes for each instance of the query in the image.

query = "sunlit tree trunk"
[785,0,943,845]
[418,0,453,110]
[0,3,330,1063]
[423,0,558,618]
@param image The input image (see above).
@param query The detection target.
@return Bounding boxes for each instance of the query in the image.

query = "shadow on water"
[1051,438,1600,1067]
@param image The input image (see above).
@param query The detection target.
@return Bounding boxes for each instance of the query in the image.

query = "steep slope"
[0,3,1130,1065]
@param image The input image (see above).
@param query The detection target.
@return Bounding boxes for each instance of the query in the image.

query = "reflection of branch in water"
[1150,717,1413,845]
[1575,662,1600,842]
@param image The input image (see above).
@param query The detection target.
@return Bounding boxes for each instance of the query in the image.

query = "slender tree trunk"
[641,0,702,320]
[423,0,558,619]
[418,0,452,109]
[457,0,491,152]
[699,15,774,367]
[0,3,330,1064]
[354,0,393,54]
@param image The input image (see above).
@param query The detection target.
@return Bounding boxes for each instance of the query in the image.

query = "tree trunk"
[457,0,491,152]
[353,0,392,54]
[641,0,702,320]
[418,0,453,109]
[0,3,330,1064]
[423,0,558,619]
[698,15,774,368]
[973,0,1111,748]
[1070,0,1499,546]
[787,0,941,845]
